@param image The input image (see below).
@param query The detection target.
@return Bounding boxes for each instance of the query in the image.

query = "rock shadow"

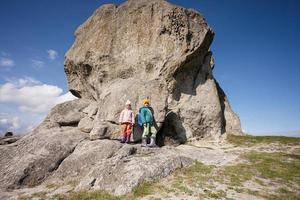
[157,111,187,147]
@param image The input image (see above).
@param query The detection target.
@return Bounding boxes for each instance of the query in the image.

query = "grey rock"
[89,124,108,140]
[48,99,89,126]
[78,116,94,133]
[0,135,22,145]
[64,0,242,142]
[82,102,98,117]
[44,140,237,197]
[0,126,86,190]
[45,140,123,183]
[89,121,119,140]
[4,132,13,137]
[216,81,243,135]
[45,140,194,196]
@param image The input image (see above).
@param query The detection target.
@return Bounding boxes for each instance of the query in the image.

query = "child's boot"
[125,134,131,144]
[141,137,147,147]
[148,137,156,147]
[120,136,126,143]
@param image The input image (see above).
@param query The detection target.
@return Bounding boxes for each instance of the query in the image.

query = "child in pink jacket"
[119,100,135,143]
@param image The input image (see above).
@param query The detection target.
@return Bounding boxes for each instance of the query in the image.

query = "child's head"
[143,99,150,107]
[125,100,131,109]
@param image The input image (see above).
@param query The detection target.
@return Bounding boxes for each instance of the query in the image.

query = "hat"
[142,98,150,105]
[125,100,131,105]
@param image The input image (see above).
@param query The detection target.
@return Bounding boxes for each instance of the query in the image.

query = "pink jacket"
[119,109,135,124]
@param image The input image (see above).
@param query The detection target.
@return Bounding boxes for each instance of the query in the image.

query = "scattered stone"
[4,132,13,137]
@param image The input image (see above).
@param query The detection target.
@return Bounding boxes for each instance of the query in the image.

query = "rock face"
[0,135,22,145]
[0,0,242,197]
[64,0,242,142]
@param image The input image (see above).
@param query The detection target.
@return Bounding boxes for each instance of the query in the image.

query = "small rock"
[4,132,13,137]
[82,102,98,117]
[78,117,94,133]
[90,124,109,140]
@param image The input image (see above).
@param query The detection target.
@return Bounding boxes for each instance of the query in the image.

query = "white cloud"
[47,49,58,60]
[0,77,77,114]
[0,112,41,135]
[0,115,20,134]
[5,76,41,87]
[0,57,15,67]
[31,59,45,69]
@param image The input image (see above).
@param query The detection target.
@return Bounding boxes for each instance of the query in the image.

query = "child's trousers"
[121,123,132,139]
[142,123,157,138]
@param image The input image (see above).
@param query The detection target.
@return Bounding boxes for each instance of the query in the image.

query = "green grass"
[205,190,226,199]
[218,151,300,187]
[264,187,300,200]
[219,163,255,186]
[46,183,59,189]
[56,190,120,200]
[227,134,300,146]
[18,192,47,200]
[132,181,155,198]
[181,161,214,175]
[245,152,300,182]
[172,181,194,196]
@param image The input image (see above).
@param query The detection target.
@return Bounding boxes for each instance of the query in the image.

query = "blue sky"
[0,0,299,136]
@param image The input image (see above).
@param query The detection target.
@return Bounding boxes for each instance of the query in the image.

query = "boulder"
[64,0,242,142]
[78,116,94,133]
[89,121,119,140]
[82,102,98,117]
[0,126,87,190]
[0,135,22,145]
[4,132,13,137]
[48,99,89,126]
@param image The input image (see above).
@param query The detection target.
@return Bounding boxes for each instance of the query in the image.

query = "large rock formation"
[64,0,242,142]
[0,0,242,198]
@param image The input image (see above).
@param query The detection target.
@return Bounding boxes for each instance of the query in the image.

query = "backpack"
[137,108,143,126]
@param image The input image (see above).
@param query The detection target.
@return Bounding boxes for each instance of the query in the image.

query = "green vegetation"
[264,187,300,200]
[246,152,300,182]
[217,151,300,187]
[56,190,120,200]
[131,181,155,198]
[227,134,300,146]
[172,181,194,196]
[46,183,59,189]
[203,189,226,199]
[18,192,47,200]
